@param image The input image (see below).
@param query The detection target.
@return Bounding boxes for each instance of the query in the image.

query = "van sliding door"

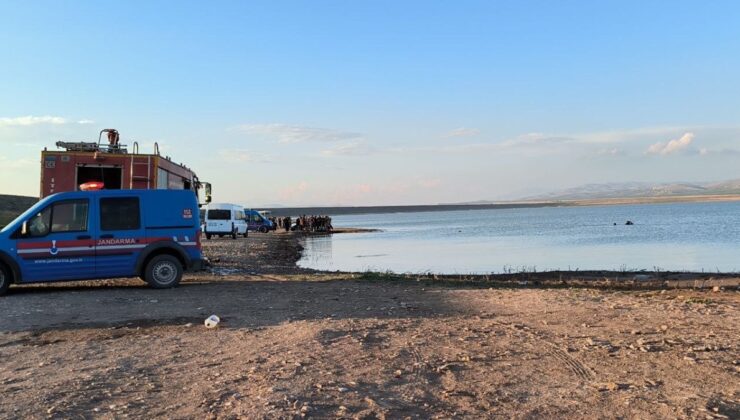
[95,197,145,277]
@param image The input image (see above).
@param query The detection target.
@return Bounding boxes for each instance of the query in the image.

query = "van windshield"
[207,209,231,220]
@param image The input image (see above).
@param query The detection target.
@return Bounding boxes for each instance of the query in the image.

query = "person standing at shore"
[284,216,291,232]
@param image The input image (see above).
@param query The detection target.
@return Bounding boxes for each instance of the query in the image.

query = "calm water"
[297,201,740,274]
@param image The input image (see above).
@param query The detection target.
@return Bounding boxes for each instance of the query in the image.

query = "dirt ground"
[1,231,738,419]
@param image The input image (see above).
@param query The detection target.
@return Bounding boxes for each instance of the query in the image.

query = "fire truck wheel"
[0,264,10,296]
[145,254,183,289]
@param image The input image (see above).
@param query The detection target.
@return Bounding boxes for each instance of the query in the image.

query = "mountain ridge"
[526,179,740,201]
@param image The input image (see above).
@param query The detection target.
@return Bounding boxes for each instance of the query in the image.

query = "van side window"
[26,200,89,237]
[27,207,51,237]
[51,201,89,233]
[100,197,141,231]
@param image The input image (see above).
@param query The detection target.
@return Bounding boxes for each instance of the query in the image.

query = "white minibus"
[203,203,248,239]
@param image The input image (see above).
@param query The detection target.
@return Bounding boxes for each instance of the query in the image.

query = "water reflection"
[300,234,333,269]
[297,202,740,274]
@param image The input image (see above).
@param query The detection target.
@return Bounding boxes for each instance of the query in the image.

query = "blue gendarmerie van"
[244,209,275,233]
[0,188,206,295]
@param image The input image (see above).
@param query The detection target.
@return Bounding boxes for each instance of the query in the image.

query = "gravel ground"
[0,231,738,419]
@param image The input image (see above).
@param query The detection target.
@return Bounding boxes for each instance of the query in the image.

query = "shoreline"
[205,230,740,290]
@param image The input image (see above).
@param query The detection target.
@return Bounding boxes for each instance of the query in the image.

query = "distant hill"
[526,179,740,201]
[0,194,38,226]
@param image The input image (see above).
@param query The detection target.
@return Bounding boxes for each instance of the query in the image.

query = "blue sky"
[1,1,739,205]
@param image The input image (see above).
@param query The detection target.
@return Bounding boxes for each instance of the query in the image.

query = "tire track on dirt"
[491,320,595,382]
[545,344,594,381]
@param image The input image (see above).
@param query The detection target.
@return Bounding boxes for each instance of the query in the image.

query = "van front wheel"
[0,264,11,296]
[145,255,183,289]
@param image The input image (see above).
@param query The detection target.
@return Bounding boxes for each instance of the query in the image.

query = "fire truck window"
[100,197,141,231]
[50,200,89,233]
[27,207,52,237]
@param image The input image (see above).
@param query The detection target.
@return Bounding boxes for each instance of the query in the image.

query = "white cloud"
[499,132,575,148]
[0,116,95,127]
[698,147,740,157]
[319,141,373,157]
[646,132,695,155]
[0,115,67,127]
[418,177,441,188]
[236,123,362,144]
[279,181,310,201]
[444,127,480,138]
[577,126,689,144]
[596,147,624,156]
[218,149,272,163]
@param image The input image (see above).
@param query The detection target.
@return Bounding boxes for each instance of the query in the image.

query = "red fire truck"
[40,129,211,205]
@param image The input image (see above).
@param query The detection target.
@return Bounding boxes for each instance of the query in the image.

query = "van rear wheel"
[0,264,11,296]
[145,255,183,289]
[231,229,237,239]
[259,226,268,233]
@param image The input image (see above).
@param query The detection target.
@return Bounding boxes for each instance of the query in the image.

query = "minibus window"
[207,210,231,220]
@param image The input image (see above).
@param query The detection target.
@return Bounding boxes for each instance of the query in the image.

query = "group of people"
[275,215,333,232]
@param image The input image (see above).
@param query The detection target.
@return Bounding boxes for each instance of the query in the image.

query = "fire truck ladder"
[130,152,152,189]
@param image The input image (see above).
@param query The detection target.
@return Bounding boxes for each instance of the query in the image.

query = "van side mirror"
[21,221,28,236]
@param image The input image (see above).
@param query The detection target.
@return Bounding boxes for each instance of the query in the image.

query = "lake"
[297,201,740,274]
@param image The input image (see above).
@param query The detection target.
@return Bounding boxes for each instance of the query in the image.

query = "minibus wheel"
[145,254,183,289]
[231,229,237,239]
